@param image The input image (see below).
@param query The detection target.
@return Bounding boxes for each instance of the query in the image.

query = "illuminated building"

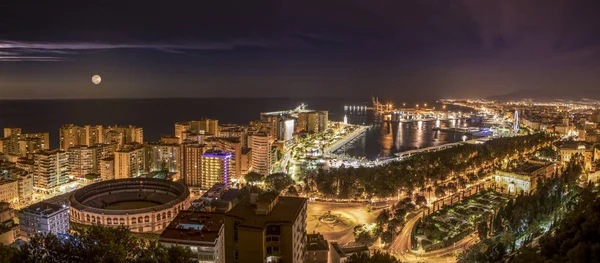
[513,110,519,133]
[67,145,95,178]
[2,128,49,157]
[176,119,220,144]
[145,142,180,173]
[329,243,369,263]
[70,178,190,233]
[306,233,329,263]
[0,203,18,245]
[241,148,251,176]
[220,125,249,148]
[59,124,86,151]
[61,124,142,149]
[102,125,144,145]
[114,144,145,179]
[33,150,69,192]
[100,156,115,181]
[296,111,328,133]
[201,151,233,190]
[554,141,595,171]
[175,122,191,143]
[205,137,242,181]
[251,132,271,176]
[494,160,556,194]
[180,143,206,189]
[0,179,18,204]
[277,118,295,145]
[67,144,114,179]
[191,119,219,137]
[224,193,307,263]
[19,202,70,240]
[159,211,225,263]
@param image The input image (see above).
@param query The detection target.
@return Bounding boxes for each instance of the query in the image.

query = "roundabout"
[307,201,377,245]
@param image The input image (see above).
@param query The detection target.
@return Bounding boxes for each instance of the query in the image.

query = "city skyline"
[3,2,600,262]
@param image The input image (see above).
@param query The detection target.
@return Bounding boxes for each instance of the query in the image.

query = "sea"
[0,98,476,159]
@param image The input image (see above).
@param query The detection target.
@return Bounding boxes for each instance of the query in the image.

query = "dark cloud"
[1,0,600,99]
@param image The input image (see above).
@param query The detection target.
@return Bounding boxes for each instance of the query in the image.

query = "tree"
[415,195,427,206]
[244,172,263,185]
[0,243,23,263]
[265,173,295,193]
[16,225,195,263]
[477,221,489,241]
[376,209,390,225]
[286,185,299,196]
[381,230,394,244]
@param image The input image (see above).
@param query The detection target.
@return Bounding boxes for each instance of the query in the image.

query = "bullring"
[69,178,190,233]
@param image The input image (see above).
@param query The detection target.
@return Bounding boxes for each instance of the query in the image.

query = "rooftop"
[22,202,66,216]
[508,161,546,175]
[159,211,225,245]
[555,141,593,151]
[307,233,329,251]
[225,194,306,229]
[330,242,369,257]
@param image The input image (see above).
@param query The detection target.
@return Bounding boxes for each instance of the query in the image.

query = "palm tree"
[426,186,433,201]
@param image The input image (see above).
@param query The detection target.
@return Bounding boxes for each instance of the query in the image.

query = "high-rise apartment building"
[224,193,307,263]
[0,202,18,245]
[67,144,114,178]
[0,179,18,204]
[19,202,70,240]
[2,128,49,157]
[159,211,225,263]
[175,122,191,143]
[201,151,233,189]
[61,124,141,149]
[100,156,115,181]
[145,142,180,173]
[103,125,144,145]
[180,143,206,188]
[306,233,329,263]
[85,125,104,146]
[33,150,69,192]
[317,111,328,132]
[191,119,219,137]
[295,111,328,133]
[114,144,145,179]
[1,164,34,205]
[220,125,248,149]
[59,124,86,151]
[175,119,219,144]
[251,133,271,176]
[205,137,242,181]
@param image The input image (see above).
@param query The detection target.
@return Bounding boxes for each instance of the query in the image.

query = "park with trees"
[0,225,194,263]
[457,158,586,263]
[305,133,555,200]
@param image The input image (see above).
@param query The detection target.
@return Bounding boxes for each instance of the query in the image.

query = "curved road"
[390,211,479,262]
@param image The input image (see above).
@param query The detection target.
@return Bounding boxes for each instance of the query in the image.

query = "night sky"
[1,0,600,100]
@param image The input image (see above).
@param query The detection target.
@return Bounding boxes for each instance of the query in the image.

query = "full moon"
[92,75,101,85]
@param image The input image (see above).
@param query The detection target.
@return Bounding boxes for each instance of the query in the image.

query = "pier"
[323,125,369,155]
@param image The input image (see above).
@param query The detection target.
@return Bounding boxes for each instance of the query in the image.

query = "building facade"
[224,193,307,263]
[145,142,180,173]
[251,133,271,176]
[201,151,233,189]
[114,144,145,179]
[180,143,206,189]
[159,211,225,263]
[33,150,69,192]
[19,202,70,239]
